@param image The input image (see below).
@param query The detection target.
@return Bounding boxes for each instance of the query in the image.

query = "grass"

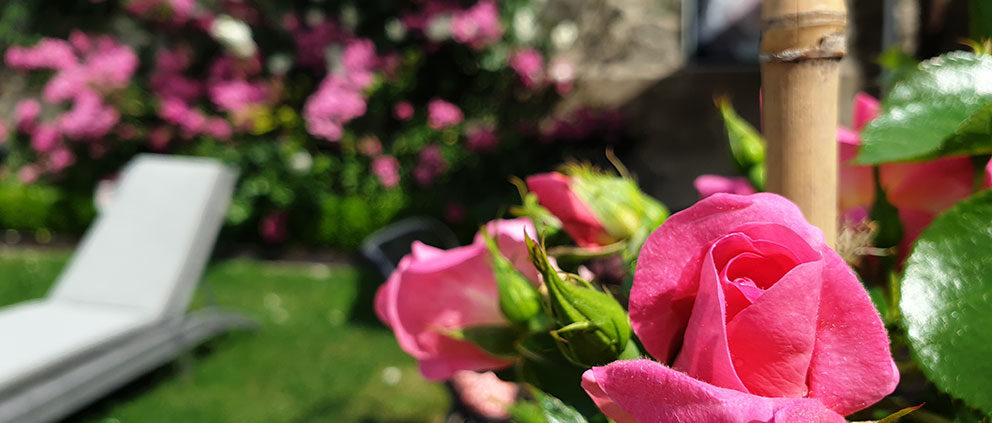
[0,247,450,423]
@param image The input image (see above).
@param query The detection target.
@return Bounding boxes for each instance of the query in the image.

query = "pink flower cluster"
[303,39,379,142]
[413,144,447,187]
[5,32,140,177]
[283,13,346,71]
[427,99,463,129]
[450,1,503,50]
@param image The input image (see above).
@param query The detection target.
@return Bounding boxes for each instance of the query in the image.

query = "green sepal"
[481,229,544,326]
[526,235,633,368]
[447,324,524,358]
[562,163,668,243]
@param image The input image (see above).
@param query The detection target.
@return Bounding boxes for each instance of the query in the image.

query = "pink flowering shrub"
[1,0,613,248]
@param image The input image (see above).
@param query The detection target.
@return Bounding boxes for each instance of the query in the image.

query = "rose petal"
[852,93,880,131]
[526,172,614,247]
[726,259,822,398]
[672,235,748,392]
[806,253,900,414]
[630,193,823,362]
[582,360,846,423]
[476,218,540,282]
[379,242,513,380]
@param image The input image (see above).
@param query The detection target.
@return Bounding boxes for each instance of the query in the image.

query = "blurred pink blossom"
[340,39,377,89]
[548,58,576,95]
[259,211,289,243]
[394,101,414,121]
[5,39,77,70]
[372,155,401,188]
[509,48,544,88]
[203,117,233,140]
[58,91,120,140]
[208,80,270,112]
[450,371,518,420]
[358,136,383,157]
[285,14,344,70]
[15,99,41,132]
[31,124,60,153]
[304,76,367,141]
[413,145,447,186]
[18,165,40,184]
[693,175,757,199]
[465,126,498,153]
[148,126,172,151]
[450,1,503,49]
[151,46,201,102]
[427,99,463,129]
[47,148,76,172]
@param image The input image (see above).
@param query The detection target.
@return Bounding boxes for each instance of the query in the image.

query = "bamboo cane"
[761,0,847,246]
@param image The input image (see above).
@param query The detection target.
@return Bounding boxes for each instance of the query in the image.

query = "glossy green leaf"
[900,190,992,415]
[857,52,992,164]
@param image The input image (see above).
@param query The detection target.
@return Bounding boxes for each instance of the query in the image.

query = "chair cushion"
[0,300,155,394]
[49,155,236,320]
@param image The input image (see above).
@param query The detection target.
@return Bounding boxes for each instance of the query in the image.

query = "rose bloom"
[509,48,544,88]
[583,193,898,422]
[375,218,538,380]
[697,93,973,256]
[427,99,463,129]
[393,101,415,121]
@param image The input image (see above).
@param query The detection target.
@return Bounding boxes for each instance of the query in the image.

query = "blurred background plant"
[0,0,623,249]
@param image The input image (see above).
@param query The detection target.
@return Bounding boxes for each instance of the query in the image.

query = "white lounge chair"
[0,154,257,423]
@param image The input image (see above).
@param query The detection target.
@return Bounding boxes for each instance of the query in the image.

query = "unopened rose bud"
[482,230,543,327]
[526,235,632,368]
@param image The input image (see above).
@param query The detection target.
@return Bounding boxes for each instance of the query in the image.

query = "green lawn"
[0,248,450,423]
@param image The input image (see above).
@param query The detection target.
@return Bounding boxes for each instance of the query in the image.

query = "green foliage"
[901,190,992,416]
[511,387,590,423]
[857,52,992,164]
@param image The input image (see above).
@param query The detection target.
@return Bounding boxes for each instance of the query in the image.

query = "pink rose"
[509,48,544,88]
[450,0,503,50]
[259,211,288,244]
[427,99,463,129]
[393,101,414,121]
[525,172,615,248]
[694,175,756,199]
[371,155,401,188]
[15,99,41,133]
[585,193,898,421]
[374,218,538,380]
[839,93,973,253]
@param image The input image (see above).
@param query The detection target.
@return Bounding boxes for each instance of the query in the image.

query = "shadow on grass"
[63,333,250,423]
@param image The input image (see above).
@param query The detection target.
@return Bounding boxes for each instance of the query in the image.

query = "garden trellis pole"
[761,0,846,246]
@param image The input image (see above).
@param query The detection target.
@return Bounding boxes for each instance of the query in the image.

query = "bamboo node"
[760,11,847,62]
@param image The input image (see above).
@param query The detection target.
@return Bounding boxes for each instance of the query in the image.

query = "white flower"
[385,18,406,41]
[210,15,257,58]
[426,15,452,41]
[267,54,293,76]
[550,21,579,52]
[340,5,360,30]
[513,8,538,44]
[289,151,313,174]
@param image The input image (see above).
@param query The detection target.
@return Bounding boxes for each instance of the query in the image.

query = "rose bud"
[526,235,632,368]
[525,164,668,248]
[481,228,543,327]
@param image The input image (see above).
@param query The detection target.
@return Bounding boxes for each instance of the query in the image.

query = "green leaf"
[531,388,589,423]
[900,190,992,415]
[508,402,548,423]
[857,52,992,164]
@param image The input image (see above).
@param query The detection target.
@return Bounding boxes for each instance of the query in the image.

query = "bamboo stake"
[761,0,847,247]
